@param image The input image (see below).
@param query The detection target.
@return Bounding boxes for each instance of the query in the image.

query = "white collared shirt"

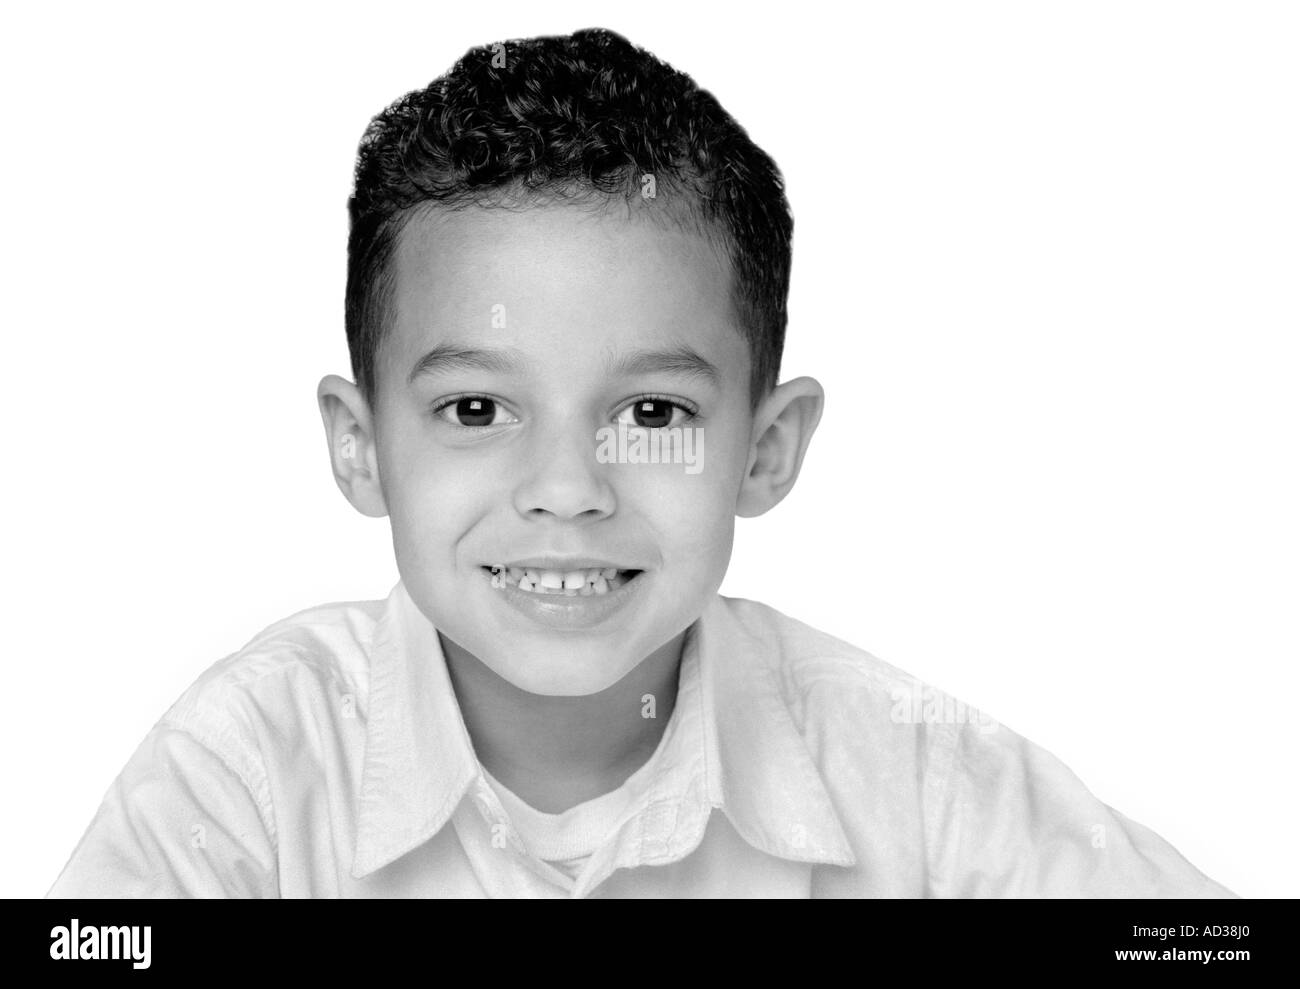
[47,583,1235,898]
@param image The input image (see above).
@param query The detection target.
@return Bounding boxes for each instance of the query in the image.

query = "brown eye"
[615,397,696,430]
[434,396,514,427]
[455,397,495,426]
[632,399,673,428]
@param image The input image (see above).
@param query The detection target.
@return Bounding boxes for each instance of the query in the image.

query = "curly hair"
[345,27,792,408]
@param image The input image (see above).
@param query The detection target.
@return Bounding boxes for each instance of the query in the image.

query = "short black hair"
[346,27,792,408]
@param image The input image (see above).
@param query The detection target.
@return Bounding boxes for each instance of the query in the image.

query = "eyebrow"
[408,342,722,387]
[608,346,722,386]
[407,344,521,384]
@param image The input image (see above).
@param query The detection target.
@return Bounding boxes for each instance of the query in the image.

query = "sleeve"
[926,720,1238,898]
[46,723,279,898]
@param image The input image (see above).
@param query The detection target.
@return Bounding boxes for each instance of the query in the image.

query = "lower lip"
[485,568,646,630]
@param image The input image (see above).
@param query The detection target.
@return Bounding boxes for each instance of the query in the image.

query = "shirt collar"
[351,583,855,880]
[351,582,478,878]
[694,594,856,867]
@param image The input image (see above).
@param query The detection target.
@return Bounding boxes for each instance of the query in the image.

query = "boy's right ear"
[316,375,388,518]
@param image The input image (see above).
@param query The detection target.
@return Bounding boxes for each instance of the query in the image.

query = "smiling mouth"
[481,565,642,596]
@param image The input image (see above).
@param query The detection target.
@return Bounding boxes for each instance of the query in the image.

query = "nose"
[511,418,616,522]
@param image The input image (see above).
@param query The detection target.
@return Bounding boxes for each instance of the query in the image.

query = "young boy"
[48,28,1234,898]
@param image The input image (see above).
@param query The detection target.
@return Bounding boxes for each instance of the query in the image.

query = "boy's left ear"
[736,376,825,518]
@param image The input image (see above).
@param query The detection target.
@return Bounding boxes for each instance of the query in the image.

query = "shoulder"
[715,595,962,735]
[713,594,969,812]
[718,596,913,690]
[155,597,386,770]
[713,596,1234,896]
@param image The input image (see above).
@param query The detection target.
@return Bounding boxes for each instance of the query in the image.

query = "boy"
[48,28,1234,898]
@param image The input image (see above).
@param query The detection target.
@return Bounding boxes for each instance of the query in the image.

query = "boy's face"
[369,204,756,695]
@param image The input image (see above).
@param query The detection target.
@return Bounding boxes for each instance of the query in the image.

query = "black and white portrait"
[6,2,1294,908]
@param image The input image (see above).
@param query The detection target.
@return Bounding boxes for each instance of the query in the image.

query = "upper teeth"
[488,565,626,595]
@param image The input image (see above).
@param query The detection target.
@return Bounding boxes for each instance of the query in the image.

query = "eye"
[615,396,698,429]
[432,395,517,428]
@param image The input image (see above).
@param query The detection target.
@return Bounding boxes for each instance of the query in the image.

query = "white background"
[3,1,1295,897]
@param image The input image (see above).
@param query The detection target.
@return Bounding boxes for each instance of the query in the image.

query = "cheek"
[622,469,738,563]
[380,442,477,567]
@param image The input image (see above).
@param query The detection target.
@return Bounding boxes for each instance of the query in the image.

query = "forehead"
[379,203,750,393]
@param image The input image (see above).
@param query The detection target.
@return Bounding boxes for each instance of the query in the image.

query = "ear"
[736,376,825,518]
[316,374,388,518]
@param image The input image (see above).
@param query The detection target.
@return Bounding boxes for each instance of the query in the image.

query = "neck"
[440,632,686,814]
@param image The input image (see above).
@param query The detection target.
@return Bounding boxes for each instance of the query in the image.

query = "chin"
[477,641,642,697]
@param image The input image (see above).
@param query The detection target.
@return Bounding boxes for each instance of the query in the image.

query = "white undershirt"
[480,759,657,880]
